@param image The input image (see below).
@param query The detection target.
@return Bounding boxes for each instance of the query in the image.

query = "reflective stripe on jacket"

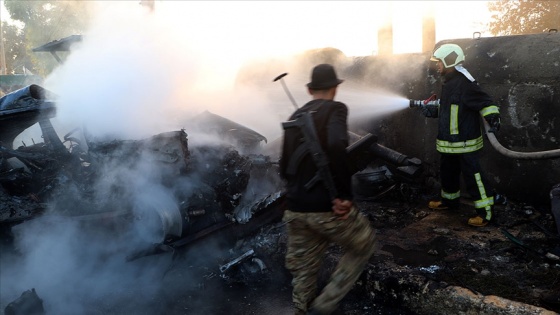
[435,70,499,154]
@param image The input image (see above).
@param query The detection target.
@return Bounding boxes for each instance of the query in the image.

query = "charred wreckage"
[0,83,424,313]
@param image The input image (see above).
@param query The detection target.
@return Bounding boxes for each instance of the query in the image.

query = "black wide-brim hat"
[306,64,344,89]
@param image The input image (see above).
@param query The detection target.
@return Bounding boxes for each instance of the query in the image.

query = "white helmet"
[430,44,465,68]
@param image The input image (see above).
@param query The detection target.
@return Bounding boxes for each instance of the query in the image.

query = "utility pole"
[0,20,7,75]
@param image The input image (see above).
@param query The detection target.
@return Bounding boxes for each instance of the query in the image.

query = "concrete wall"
[349,32,560,204]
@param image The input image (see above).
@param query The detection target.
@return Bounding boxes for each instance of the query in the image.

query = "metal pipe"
[219,249,255,273]
[273,73,299,110]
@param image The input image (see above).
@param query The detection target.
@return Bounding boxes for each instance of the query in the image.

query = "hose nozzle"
[409,94,439,108]
[409,99,425,108]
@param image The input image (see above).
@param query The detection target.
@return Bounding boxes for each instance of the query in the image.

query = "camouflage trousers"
[283,207,376,314]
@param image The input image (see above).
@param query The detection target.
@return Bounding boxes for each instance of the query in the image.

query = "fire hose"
[410,98,560,160]
[480,117,560,160]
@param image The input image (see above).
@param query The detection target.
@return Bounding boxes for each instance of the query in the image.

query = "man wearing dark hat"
[280,64,376,315]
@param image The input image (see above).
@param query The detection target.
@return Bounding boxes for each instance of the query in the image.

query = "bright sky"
[0,0,495,140]
[143,1,492,56]
[1,1,492,56]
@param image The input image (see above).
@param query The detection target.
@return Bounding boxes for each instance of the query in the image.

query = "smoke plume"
[1,2,418,313]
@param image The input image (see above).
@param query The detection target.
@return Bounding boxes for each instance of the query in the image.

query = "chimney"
[378,25,393,55]
[140,0,155,12]
[422,3,436,53]
[377,3,393,55]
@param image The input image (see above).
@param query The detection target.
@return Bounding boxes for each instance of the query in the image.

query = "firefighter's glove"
[421,104,439,118]
[486,114,501,133]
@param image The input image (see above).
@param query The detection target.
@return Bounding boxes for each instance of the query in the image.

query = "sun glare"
[391,2,425,54]
[148,1,490,57]
[153,1,385,58]
[1,1,492,57]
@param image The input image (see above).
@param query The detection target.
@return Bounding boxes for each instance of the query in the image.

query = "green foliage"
[3,0,93,76]
[488,0,560,35]
[1,21,30,74]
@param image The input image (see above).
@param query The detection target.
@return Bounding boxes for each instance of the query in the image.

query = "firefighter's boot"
[428,199,459,210]
[467,216,489,227]
[468,206,492,227]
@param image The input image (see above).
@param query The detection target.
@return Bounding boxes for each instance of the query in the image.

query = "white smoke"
[0,2,417,313]
[1,4,229,313]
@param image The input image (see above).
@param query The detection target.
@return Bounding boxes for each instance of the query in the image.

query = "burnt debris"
[0,85,285,250]
[0,84,423,251]
[0,84,433,313]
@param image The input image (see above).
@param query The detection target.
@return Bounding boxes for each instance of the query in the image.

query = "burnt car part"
[185,111,267,154]
[353,167,398,202]
[32,34,83,64]
[0,85,77,223]
[346,133,423,180]
[0,85,58,148]
[4,288,45,315]
[219,249,255,273]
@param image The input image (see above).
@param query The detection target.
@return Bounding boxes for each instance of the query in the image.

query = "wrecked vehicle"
[0,82,423,255]
[0,84,285,251]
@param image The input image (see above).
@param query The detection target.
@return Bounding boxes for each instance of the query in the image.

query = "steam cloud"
[1,3,244,313]
[0,2,416,313]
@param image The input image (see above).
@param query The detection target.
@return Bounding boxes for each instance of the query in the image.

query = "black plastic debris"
[4,288,45,315]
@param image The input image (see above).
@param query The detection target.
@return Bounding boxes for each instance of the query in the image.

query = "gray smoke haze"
[0,140,216,314]
[1,4,242,313]
[43,1,299,143]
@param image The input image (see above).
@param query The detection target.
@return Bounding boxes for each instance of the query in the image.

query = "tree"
[3,0,93,76]
[488,0,560,36]
[1,21,32,74]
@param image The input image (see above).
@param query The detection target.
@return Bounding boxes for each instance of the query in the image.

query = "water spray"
[273,73,298,110]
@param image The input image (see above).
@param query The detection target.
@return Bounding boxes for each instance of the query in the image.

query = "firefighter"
[421,43,501,227]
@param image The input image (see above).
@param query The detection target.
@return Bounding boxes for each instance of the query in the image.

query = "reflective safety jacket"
[425,70,500,154]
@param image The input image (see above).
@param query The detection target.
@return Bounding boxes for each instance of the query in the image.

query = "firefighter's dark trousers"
[439,151,494,220]
[283,207,376,314]
[550,184,560,235]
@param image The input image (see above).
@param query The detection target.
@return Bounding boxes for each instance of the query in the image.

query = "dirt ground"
[162,183,560,314]
[2,183,560,315]
[355,187,560,314]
